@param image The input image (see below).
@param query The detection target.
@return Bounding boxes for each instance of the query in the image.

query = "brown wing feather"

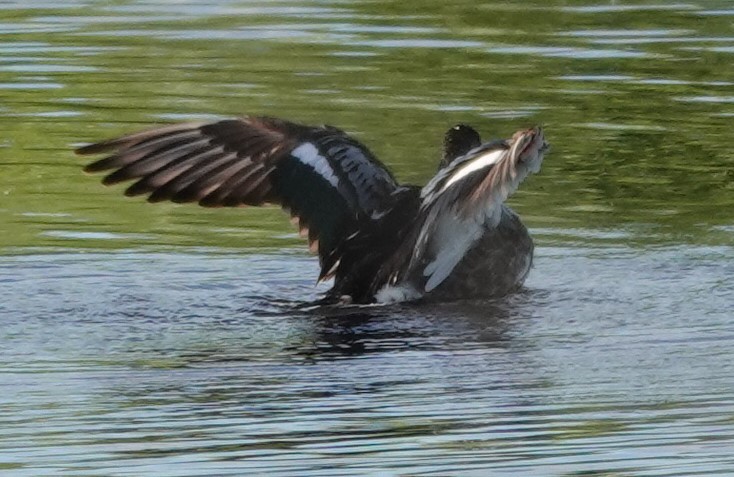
[77,116,400,273]
[77,117,316,248]
[78,117,302,206]
[78,123,208,158]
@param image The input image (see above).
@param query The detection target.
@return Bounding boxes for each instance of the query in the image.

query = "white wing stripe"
[291,142,339,188]
[441,149,505,191]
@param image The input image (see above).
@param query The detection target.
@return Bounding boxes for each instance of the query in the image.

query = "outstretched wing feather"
[77,116,400,272]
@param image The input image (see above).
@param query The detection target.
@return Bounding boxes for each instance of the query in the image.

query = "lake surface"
[1,1,733,475]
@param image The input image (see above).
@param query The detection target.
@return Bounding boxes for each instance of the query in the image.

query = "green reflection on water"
[1,0,732,254]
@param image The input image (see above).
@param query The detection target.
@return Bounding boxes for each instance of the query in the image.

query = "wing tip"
[83,160,109,174]
[75,141,117,156]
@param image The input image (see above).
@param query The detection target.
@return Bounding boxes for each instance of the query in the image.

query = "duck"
[76,116,549,304]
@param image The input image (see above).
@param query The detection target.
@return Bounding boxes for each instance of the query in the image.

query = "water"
[1,0,733,475]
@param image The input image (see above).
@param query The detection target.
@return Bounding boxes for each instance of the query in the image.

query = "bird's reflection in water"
[131,287,544,368]
[281,291,539,361]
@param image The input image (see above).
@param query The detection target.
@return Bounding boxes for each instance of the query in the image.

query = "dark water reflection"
[2,0,734,475]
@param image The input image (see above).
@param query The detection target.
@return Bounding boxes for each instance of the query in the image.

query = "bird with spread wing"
[77,116,548,304]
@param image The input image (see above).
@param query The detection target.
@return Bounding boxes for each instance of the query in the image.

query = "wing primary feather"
[145,148,240,203]
[77,123,206,156]
[220,165,276,206]
[116,129,205,156]
[102,138,212,186]
[169,152,244,203]
[198,163,267,207]
[86,148,159,176]
[165,149,244,203]
[124,145,224,197]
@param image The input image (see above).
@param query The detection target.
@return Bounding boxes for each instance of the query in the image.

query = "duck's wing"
[410,141,509,292]
[77,116,401,276]
[410,128,545,292]
[367,140,511,295]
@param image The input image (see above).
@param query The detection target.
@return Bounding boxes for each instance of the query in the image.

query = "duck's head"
[440,124,482,169]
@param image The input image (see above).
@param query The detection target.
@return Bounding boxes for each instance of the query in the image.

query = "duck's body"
[77,116,548,304]
[411,205,533,302]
